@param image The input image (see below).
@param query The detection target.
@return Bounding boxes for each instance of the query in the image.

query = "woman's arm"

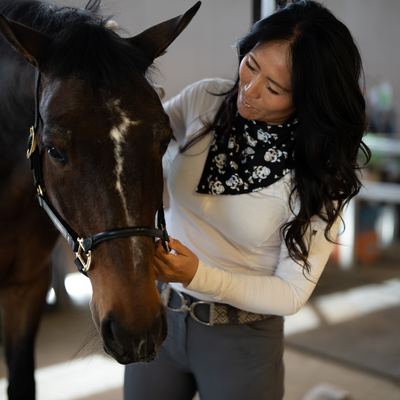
[154,215,341,316]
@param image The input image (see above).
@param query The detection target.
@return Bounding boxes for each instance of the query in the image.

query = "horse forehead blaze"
[109,100,142,227]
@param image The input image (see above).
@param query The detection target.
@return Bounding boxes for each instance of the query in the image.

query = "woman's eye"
[267,86,279,95]
[245,60,256,72]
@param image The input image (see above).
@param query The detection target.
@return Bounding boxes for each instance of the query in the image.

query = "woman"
[124,1,370,399]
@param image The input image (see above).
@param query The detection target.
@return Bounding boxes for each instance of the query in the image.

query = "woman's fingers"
[168,237,188,255]
[153,237,198,286]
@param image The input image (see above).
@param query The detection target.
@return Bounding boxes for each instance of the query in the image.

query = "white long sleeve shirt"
[163,78,341,316]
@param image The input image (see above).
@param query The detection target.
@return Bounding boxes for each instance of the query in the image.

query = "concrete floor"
[1,251,400,400]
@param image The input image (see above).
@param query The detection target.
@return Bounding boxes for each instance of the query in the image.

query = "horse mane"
[0,0,151,88]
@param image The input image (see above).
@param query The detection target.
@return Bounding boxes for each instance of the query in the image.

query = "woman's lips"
[241,93,255,109]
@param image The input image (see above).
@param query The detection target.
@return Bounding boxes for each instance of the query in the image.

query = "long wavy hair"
[181,0,371,273]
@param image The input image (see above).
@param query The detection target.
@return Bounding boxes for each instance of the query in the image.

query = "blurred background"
[1,0,400,399]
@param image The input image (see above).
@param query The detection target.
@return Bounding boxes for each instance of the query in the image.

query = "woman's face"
[237,41,295,125]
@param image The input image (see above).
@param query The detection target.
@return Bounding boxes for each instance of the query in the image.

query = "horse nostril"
[99,308,167,363]
[101,315,125,357]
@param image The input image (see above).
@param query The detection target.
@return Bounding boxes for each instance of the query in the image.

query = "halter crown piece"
[27,70,170,277]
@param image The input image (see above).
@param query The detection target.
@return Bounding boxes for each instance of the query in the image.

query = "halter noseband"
[27,70,170,277]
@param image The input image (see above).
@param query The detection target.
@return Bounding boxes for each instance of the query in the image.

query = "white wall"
[323,0,400,134]
[101,0,252,101]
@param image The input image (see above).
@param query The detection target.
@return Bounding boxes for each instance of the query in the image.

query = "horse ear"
[0,13,51,69]
[127,1,201,71]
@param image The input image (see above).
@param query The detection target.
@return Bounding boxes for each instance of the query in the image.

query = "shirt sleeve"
[185,214,341,316]
[163,78,234,146]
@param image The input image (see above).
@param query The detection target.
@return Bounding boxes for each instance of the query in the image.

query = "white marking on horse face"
[109,101,150,262]
[109,100,141,230]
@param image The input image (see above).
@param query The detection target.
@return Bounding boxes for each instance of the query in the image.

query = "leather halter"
[27,70,170,277]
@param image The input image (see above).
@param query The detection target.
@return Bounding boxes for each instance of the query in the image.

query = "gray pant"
[124,306,284,400]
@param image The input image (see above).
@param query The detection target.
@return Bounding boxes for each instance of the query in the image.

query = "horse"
[0,0,201,398]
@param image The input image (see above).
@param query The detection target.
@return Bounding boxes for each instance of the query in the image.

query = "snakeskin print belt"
[158,282,272,326]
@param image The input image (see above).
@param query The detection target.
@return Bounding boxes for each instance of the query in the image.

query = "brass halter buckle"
[76,238,92,273]
[26,126,37,159]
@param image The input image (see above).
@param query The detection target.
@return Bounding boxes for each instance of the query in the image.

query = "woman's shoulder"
[170,78,234,128]
[184,77,235,96]
[163,78,234,118]
[175,78,234,110]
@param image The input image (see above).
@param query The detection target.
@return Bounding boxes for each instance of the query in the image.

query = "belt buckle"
[190,301,215,326]
[160,284,215,326]
[162,284,190,313]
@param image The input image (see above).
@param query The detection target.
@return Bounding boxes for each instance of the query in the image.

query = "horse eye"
[47,146,63,161]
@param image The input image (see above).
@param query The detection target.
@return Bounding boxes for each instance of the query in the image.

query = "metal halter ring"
[75,238,92,273]
[26,126,37,159]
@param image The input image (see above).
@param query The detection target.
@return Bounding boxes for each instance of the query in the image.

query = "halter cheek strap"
[27,70,170,277]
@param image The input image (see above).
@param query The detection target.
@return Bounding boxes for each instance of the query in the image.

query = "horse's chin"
[103,345,157,364]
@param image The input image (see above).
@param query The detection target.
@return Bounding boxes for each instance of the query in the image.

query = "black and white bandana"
[196,115,298,195]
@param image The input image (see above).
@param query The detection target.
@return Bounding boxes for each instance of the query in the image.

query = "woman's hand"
[153,237,199,286]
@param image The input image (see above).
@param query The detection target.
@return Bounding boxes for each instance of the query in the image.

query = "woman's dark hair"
[182,0,371,273]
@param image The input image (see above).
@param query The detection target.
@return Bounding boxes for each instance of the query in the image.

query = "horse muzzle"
[100,308,167,364]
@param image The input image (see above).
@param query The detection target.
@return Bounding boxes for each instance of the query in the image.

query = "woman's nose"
[245,77,261,99]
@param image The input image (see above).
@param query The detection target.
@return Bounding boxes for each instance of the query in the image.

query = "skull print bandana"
[196,114,298,195]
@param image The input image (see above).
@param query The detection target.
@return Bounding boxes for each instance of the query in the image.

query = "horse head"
[0,0,201,364]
